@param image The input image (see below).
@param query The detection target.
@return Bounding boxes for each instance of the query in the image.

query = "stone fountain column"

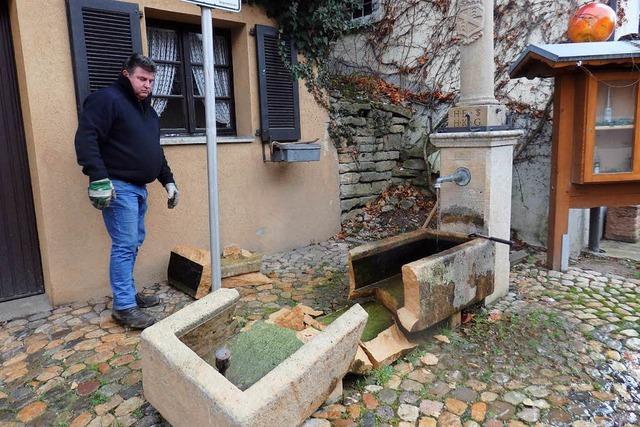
[430,0,523,304]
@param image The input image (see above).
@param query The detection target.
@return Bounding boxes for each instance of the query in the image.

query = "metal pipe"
[589,207,604,252]
[468,233,514,247]
[201,7,222,291]
[215,347,231,376]
[434,167,471,188]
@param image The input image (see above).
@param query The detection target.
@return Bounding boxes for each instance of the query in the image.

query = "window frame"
[146,20,236,137]
[351,0,383,25]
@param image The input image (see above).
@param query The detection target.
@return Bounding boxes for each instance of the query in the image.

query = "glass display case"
[574,72,640,183]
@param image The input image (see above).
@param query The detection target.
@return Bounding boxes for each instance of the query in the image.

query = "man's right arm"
[74,92,114,181]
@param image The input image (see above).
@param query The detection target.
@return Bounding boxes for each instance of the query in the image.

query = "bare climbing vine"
[329,0,583,164]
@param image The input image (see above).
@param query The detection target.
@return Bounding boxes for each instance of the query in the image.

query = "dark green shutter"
[255,25,301,142]
[66,0,142,112]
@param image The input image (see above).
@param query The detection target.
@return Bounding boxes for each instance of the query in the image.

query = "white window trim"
[160,135,255,146]
[351,0,383,25]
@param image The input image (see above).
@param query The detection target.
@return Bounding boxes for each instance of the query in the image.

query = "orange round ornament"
[567,2,616,42]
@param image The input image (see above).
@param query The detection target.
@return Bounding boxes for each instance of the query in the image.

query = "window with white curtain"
[147,22,235,136]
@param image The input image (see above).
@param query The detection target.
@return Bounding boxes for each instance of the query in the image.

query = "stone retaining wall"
[330,95,431,216]
[605,206,640,243]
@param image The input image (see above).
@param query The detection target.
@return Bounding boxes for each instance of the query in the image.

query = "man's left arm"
[158,151,178,209]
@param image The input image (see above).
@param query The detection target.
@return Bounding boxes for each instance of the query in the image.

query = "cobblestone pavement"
[0,241,638,426]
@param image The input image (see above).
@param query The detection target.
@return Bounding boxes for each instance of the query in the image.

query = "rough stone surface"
[141,289,367,427]
[0,244,638,427]
[331,99,428,213]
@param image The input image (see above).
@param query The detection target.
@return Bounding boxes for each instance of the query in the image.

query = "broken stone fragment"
[267,306,306,331]
[222,246,243,259]
[222,246,254,259]
[298,305,323,317]
[221,272,273,289]
[361,324,417,367]
[303,314,326,331]
[349,345,374,375]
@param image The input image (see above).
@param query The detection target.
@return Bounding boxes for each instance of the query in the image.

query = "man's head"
[122,54,156,101]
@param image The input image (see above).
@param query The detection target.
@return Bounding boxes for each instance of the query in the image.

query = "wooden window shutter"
[66,0,142,112]
[255,25,301,142]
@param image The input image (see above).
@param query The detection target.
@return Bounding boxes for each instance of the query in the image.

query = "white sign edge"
[181,0,241,13]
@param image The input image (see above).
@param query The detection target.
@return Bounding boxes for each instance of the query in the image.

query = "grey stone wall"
[330,95,431,215]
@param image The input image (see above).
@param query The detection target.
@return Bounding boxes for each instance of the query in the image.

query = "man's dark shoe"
[112,307,155,329]
[135,293,160,308]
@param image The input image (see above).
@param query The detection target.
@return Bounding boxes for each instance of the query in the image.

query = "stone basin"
[141,288,367,427]
[348,229,495,332]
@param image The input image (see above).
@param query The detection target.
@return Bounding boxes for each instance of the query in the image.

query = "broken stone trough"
[140,288,367,427]
[348,229,495,333]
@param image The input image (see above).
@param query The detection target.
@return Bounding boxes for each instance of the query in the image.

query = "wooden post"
[547,76,575,271]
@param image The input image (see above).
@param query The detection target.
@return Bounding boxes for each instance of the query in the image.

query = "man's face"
[122,66,155,101]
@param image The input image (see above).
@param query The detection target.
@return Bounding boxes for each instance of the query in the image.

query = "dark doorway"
[0,1,45,302]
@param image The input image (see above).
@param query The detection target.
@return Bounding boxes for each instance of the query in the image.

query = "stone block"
[340,173,360,185]
[341,198,361,212]
[378,103,413,118]
[338,153,355,163]
[221,273,273,289]
[389,125,405,134]
[358,144,378,153]
[392,117,409,124]
[404,145,425,159]
[341,183,373,198]
[403,159,426,170]
[356,128,374,136]
[411,177,430,188]
[372,151,398,162]
[221,256,263,279]
[383,134,403,150]
[141,289,368,427]
[376,151,400,160]
[167,246,211,299]
[375,161,397,172]
[353,136,376,144]
[338,102,371,115]
[339,163,358,173]
[360,172,392,183]
[371,181,388,194]
[357,161,376,172]
[357,152,375,162]
[392,168,421,178]
[360,324,416,367]
[605,206,640,243]
[359,196,378,206]
[341,209,364,222]
[339,116,367,126]
[397,238,495,332]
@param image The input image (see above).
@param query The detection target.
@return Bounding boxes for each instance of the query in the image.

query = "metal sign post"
[183,0,240,292]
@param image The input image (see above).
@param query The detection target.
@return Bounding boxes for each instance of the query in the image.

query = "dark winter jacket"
[74,75,174,186]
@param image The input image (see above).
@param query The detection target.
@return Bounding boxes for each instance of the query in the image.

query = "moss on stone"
[222,321,304,391]
[318,301,394,342]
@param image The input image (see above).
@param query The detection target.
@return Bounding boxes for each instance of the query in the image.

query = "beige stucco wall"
[9,0,340,305]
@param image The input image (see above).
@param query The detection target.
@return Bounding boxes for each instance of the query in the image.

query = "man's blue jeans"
[102,179,147,310]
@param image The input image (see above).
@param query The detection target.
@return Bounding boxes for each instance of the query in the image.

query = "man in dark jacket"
[75,54,178,329]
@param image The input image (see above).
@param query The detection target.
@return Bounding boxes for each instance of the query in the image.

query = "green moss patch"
[318,301,394,342]
[220,321,304,391]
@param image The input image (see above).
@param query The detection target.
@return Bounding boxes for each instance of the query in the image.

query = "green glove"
[88,178,115,210]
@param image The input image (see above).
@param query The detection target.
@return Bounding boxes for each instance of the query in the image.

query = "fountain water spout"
[434,167,471,189]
